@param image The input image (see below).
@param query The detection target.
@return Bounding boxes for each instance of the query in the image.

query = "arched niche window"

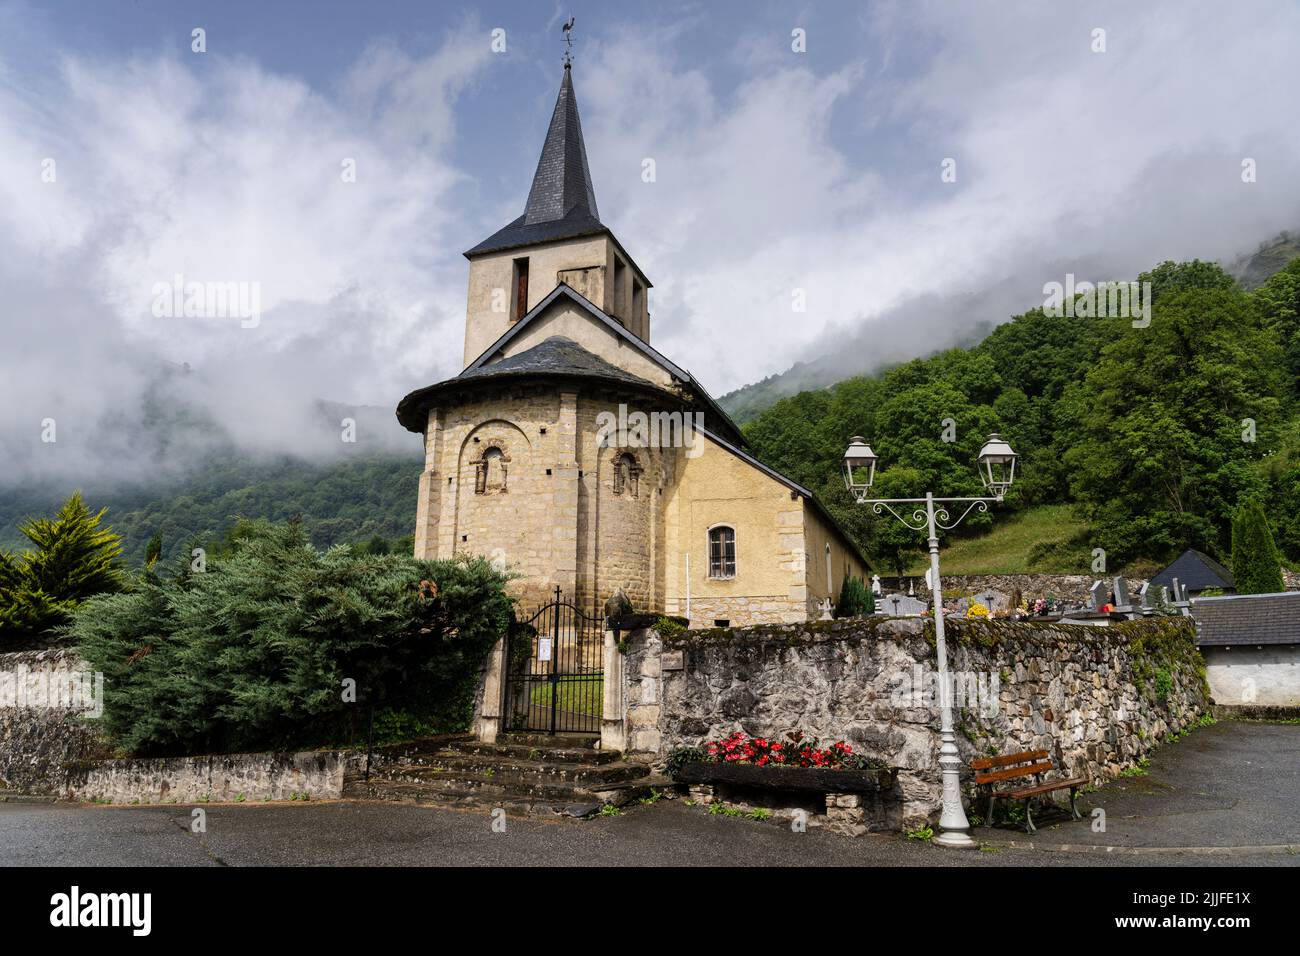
[612,452,642,498]
[708,525,736,579]
[474,446,509,495]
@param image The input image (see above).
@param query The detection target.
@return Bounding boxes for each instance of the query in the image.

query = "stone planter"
[674,762,899,836]
[673,761,896,793]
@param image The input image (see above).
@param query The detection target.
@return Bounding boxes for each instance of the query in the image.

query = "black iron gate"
[504,587,604,735]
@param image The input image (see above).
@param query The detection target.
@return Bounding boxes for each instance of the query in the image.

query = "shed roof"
[1149,548,1235,593]
[1191,591,1300,646]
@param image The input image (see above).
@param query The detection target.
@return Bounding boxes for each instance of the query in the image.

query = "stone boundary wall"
[622,616,1208,827]
[64,751,349,804]
[882,574,1111,605]
[884,570,1300,602]
[0,647,113,795]
[1,647,350,804]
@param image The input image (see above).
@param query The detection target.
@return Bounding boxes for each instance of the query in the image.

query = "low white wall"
[64,751,349,804]
[1203,645,1300,706]
[0,648,110,795]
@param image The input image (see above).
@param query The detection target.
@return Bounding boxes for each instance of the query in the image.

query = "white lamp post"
[842,433,1018,849]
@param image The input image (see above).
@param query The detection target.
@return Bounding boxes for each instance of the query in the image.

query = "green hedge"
[69,519,512,755]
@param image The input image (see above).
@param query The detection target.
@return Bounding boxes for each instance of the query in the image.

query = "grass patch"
[529,675,603,717]
[1119,757,1150,778]
[905,504,1089,575]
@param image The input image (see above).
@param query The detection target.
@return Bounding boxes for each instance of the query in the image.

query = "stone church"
[397,63,867,626]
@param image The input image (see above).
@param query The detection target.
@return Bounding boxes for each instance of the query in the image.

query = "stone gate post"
[476,637,508,743]
[601,628,626,752]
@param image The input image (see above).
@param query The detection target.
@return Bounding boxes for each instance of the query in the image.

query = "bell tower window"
[512,257,530,322]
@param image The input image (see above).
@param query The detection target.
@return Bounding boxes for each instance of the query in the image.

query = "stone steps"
[433,740,619,765]
[344,734,658,816]
[390,755,647,786]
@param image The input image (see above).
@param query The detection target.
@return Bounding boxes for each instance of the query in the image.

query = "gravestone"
[883,593,927,617]
[899,595,928,615]
[1112,576,1132,612]
[1088,580,1107,609]
[1170,577,1191,615]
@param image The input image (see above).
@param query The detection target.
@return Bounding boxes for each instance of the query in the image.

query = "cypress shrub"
[836,575,876,618]
[70,519,512,755]
[1231,498,1285,594]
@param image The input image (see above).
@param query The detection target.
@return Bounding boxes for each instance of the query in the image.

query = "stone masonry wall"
[0,648,113,795]
[623,617,1208,828]
[882,574,1102,605]
[684,594,807,628]
[1,647,348,804]
[883,570,1300,606]
[64,751,348,804]
[416,384,682,614]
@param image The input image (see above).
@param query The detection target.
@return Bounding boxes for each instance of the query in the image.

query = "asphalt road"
[0,720,1296,867]
[996,720,1300,853]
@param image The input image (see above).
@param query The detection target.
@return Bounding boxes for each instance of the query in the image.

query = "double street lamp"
[841,433,1018,849]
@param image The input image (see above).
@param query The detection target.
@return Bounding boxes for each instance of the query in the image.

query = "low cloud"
[2,1,1299,488]
[0,22,488,485]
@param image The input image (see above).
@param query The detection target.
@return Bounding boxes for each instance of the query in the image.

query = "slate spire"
[522,63,600,225]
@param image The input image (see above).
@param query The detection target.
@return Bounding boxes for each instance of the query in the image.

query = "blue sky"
[11,1,911,227]
[3,1,1300,481]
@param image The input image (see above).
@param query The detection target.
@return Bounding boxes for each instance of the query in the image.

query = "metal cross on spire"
[562,16,576,67]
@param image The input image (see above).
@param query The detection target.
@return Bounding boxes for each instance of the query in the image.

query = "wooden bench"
[971,750,1088,833]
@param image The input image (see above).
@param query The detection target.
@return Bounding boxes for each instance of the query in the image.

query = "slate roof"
[463,212,608,258]
[458,283,743,445]
[522,64,599,225]
[1191,592,1300,646]
[458,335,655,389]
[1149,548,1235,594]
[396,335,665,431]
[465,65,607,258]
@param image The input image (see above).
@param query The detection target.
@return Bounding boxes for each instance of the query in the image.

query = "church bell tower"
[460,62,653,368]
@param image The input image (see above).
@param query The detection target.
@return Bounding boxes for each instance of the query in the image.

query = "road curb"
[987,839,1300,856]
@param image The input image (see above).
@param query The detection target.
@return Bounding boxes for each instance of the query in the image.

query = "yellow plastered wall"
[801,500,870,614]
[662,438,793,625]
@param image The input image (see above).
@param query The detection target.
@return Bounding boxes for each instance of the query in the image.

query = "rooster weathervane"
[562,16,576,66]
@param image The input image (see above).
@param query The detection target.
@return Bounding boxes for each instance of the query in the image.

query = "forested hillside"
[5,253,1298,578]
[0,454,420,565]
[741,258,1300,575]
[721,230,1300,425]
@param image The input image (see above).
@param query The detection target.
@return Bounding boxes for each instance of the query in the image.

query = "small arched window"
[612,452,641,498]
[475,446,508,495]
[708,526,736,579]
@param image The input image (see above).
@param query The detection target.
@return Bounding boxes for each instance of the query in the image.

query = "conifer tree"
[144,532,163,567]
[0,493,124,641]
[1231,497,1285,594]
